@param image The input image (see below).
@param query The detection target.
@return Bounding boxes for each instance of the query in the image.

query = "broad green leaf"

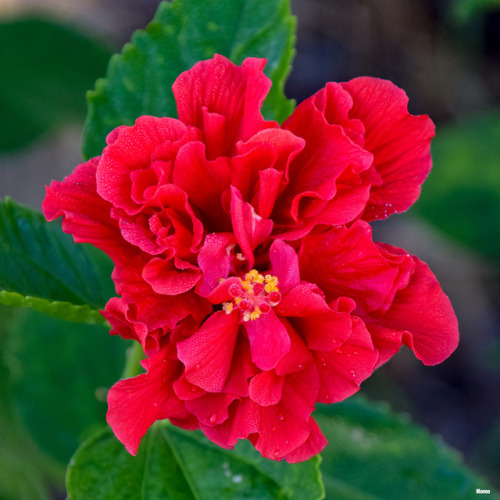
[67,424,324,500]
[0,198,114,315]
[83,0,296,159]
[7,309,128,464]
[316,397,497,500]
[414,111,500,260]
[0,18,111,153]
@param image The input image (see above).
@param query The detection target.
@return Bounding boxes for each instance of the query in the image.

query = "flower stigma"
[222,269,281,321]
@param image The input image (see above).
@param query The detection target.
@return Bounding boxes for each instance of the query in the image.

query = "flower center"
[222,269,281,321]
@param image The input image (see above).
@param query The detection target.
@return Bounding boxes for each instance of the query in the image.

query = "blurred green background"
[0,0,499,498]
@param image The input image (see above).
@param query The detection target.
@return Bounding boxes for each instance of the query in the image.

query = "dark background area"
[0,0,499,495]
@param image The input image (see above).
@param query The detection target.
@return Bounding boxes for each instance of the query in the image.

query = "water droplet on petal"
[274,450,280,458]
[195,363,201,369]
[320,356,327,366]
[335,348,344,355]
[350,370,356,377]
[297,364,303,369]
[271,425,277,432]
[209,413,217,424]
[278,412,285,421]
[353,351,360,356]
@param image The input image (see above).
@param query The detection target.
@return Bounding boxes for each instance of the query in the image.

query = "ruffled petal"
[106,344,193,455]
[269,239,300,294]
[278,87,374,229]
[249,370,284,407]
[97,116,199,215]
[42,158,136,268]
[253,366,319,460]
[231,128,304,211]
[185,392,239,427]
[313,316,378,403]
[372,252,459,365]
[172,141,231,231]
[299,221,414,313]
[103,293,211,356]
[244,310,290,371]
[197,232,237,295]
[291,297,356,352]
[341,77,435,220]
[283,417,327,463]
[177,311,240,392]
[142,257,201,295]
[230,186,273,267]
[173,54,275,155]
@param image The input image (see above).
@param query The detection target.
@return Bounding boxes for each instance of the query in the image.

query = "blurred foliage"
[452,0,500,21]
[7,309,128,464]
[0,307,65,500]
[0,306,129,499]
[316,398,498,500]
[415,112,500,261]
[0,17,111,153]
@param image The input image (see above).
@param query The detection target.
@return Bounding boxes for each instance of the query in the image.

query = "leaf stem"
[121,341,145,379]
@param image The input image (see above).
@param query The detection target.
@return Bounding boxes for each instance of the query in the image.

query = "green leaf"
[0,198,114,315]
[83,0,296,159]
[0,17,111,153]
[414,111,500,260]
[316,397,497,500]
[67,424,324,500]
[7,309,128,464]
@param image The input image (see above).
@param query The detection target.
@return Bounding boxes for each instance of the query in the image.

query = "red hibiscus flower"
[43,54,458,462]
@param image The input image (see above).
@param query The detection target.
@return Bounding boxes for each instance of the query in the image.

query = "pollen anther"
[222,269,281,321]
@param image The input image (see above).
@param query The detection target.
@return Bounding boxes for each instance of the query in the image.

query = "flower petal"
[230,186,273,267]
[374,253,459,365]
[185,392,239,427]
[97,116,198,215]
[283,417,327,463]
[177,311,240,392]
[249,370,284,407]
[142,257,201,295]
[173,54,274,154]
[173,141,231,231]
[253,366,319,460]
[299,221,414,313]
[313,317,378,403]
[197,232,237,295]
[42,158,136,268]
[341,77,435,220]
[106,344,194,455]
[269,239,300,294]
[244,310,290,371]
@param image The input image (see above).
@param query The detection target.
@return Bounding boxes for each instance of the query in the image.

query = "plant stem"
[121,341,145,379]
